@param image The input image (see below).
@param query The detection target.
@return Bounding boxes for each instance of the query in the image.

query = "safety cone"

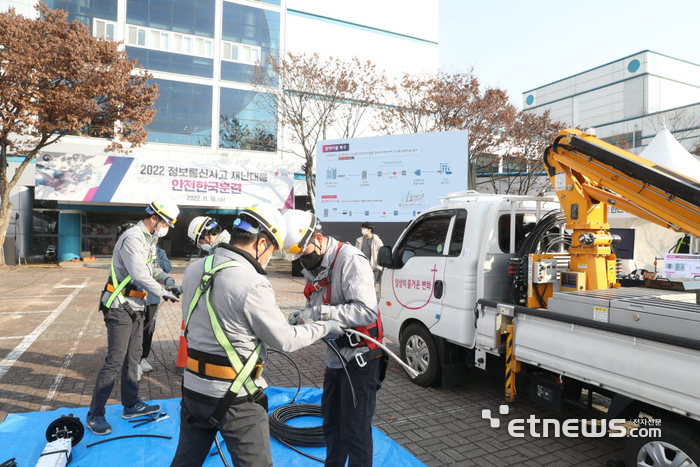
[176,320,188,368]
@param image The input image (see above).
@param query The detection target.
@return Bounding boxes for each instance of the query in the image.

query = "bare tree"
[377,70,562,194]
[478,110,563,194]
[251,52,385,210]
[0,4,158,266]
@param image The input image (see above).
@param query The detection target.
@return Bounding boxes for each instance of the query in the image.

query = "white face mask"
[155,226,169,238]
[200,242,213,252]
[361,228,369,236]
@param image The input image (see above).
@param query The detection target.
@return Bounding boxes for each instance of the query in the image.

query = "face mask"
[200,242,212,252]
[155,225,169,238]
[256,239,273,269]
[299,242,323,270]
[361,228,368,236]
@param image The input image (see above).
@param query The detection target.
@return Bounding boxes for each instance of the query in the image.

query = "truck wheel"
[625,418,700,467]
[400,323,439,387]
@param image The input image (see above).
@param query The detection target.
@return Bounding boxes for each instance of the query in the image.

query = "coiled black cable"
[269,403,324,447]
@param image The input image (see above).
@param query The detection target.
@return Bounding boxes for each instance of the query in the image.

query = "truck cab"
[379,192,555,386]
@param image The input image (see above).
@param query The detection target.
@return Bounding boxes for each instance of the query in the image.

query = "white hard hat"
[282,210,320,259]
[147,198,180,228]
[235,203,286,250]
[188,216,215,244]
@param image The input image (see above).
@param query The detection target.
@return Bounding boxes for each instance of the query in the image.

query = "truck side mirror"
[378,245,394,269]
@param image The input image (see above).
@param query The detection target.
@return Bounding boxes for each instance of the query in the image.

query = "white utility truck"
[378,129,700,466]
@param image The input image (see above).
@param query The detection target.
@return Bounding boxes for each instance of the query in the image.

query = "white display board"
[663,253,700,279]
[35,151,294,208]
[315,131,468,222]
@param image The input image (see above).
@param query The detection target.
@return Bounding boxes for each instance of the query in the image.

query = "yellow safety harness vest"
[184,254,263,426]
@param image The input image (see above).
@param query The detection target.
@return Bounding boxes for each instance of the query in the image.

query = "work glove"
[288,308,317,325]
[162,290,179,303]
[166,284,183,297]
[324,320,345,338]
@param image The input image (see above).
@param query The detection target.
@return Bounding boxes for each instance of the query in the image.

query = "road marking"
[41,308,94,410]
[0,336,24,340]
[0,278,90,381]
[0,311,53,314]
[0,295,71,299]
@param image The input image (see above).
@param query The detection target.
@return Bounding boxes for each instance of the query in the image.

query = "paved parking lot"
[0,261,625,466]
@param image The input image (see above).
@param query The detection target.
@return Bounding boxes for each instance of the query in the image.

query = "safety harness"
[304,243,384,369]
[184,254,264,426]
[101,227,154,321]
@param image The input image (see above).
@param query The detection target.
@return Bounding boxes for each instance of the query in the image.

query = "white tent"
[639,127,700,182]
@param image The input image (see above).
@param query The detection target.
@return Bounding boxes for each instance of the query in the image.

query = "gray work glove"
[166,284,183,297]
[324,320,345,338]
[288,308,317,325]
[162,290,179,303]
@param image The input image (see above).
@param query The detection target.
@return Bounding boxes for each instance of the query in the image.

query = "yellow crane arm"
[542,128,700,291]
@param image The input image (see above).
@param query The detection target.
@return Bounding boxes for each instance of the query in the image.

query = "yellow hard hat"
[237,203,286,250]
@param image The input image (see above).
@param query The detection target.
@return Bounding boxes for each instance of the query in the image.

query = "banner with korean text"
[35,151,294,208]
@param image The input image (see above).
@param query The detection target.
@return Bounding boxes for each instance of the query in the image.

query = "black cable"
[322,338,356,408]
[0,458,17,467]
[267,349,302,404]
[269,404,324,447]
[86,434,172,448]
[214,436,230,467]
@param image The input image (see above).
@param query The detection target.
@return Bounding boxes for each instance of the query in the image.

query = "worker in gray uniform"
[87,198,182,435]
[187,216,230,254]
[283,209,387,467]
[170,203,343,467]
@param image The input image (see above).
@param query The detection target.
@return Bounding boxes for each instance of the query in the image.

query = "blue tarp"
[0,387,424,466]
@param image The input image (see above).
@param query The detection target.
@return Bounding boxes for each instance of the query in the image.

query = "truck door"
[384,211,452,330]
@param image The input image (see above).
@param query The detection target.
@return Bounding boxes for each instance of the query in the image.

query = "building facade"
[2,0,438,261]
[522,50,700,154]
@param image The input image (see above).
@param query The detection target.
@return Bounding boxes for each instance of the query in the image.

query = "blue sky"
[439,0,700,109]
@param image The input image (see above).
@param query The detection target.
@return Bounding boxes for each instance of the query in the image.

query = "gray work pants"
[170,395,272,467]
[89,306,143,416]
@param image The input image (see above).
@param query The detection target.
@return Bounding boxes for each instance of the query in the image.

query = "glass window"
[172,12,194,34]
[128,26,137,44]
[396,215,451,266]
[146,78,212,146]
[182,36,191,53]
[96,20,105,37]
[219,88,277,152]
[205,40,213,57]
[223,42,231,60]
[127,0,148,26]
[242,46,251,63]
[172,33,183,52]
[149,6,171,30]
[449,210,467,256]
[195,37,205,56]
[498,214,537,253]
[161,32,169,50]
[137,28,146,46]
[106,22,115,40]
[150,30,160,48]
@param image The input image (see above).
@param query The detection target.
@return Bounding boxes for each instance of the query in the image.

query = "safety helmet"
[235,203,286,251]
[282,210,321,259]
[188,216,217,244]
[146,198,180,228]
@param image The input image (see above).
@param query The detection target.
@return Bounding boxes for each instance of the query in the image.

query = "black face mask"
[300,242,323,270]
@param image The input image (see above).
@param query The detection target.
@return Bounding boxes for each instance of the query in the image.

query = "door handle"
[434,280,444,299]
